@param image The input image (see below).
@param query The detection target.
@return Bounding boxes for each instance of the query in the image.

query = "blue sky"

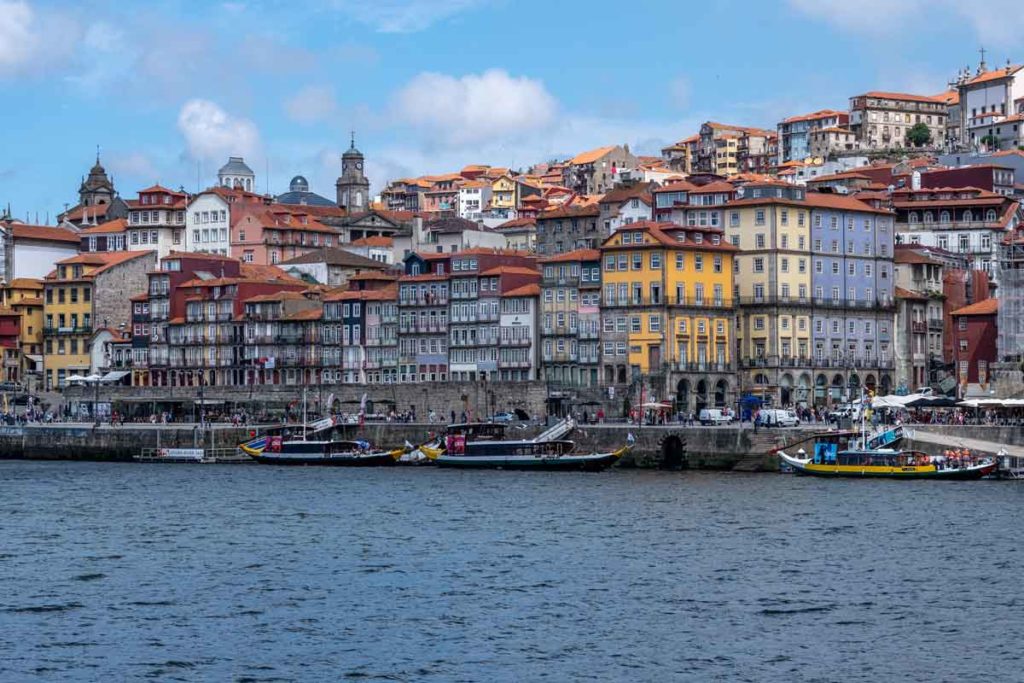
[2,0,1022,219]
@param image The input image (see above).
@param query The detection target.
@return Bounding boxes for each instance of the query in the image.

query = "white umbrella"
[65,375,87,383]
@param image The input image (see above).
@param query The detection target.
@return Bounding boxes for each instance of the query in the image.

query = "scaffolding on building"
[997,238,1024,363]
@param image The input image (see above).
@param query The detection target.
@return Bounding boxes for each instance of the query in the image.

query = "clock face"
[355,162,362,171]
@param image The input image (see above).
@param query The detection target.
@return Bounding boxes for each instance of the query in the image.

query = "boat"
[778,446,996,479]
[996,449,1024,479]
[239,432,406,466]
[425,422,631,471]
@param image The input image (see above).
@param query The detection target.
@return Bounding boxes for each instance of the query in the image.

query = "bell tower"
[336,132,371,211]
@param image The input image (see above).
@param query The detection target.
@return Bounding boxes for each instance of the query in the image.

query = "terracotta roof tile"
[951,298,998,316]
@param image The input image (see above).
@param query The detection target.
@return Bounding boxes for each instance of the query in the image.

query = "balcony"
[928,318,943,331]
[578,328,600,340]
[671,361,732,373]
[911,321,927,334]
[399,321,446,334]
[502,337,531,347]
[399,294,449,307]
[604,295,734,309]
[44,326,91,336]
[498,359,532,369]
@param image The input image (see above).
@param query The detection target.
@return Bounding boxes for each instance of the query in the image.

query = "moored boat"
[239,434,406,466]
[778,447,996,479]
[426,422,630,471]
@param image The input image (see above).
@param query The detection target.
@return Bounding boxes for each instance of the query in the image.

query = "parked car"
[760,409,800,427]
[490,412,515,423]
[698,408,732,426]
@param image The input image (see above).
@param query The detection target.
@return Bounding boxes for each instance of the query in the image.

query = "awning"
[24,354,43,365]
[101,370,130,383]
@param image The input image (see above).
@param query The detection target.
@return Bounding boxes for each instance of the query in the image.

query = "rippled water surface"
[1,461,1021,682]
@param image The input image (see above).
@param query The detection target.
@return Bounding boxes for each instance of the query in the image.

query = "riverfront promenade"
[1,421,1020,470]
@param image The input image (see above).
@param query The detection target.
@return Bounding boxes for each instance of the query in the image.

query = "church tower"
[79,150,116,208]
[335,133,371,211]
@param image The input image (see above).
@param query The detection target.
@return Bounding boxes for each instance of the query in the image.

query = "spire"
[96,143,101,166]
[350,130,356,150]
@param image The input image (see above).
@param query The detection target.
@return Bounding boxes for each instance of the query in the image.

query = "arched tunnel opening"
[661,435,687,469]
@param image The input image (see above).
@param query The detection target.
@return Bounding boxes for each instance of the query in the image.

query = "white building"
[958,63,1024,151]
[124,185,188,258]
[5,223,81,279]
[458,181,493,220]
[185,190,232,255]
[499,283,539,381]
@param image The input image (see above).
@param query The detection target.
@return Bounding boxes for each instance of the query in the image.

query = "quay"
[2,422,1022,471]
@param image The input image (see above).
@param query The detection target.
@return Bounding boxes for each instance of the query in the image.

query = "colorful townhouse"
[599,221,736,413]
[43,251,156,390]
[1,278,44,387]
[398,253,451,383]
[726,182,896,405]
[539,249,602,388]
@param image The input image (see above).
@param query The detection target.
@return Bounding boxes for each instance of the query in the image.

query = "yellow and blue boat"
[778,446,996,479]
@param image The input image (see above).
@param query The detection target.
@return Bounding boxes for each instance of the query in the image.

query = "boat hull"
[432,450,624,472]
[246,451,398,466]
[778,451,996,479]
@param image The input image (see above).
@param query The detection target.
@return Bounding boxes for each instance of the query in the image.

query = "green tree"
[980,134,1000,150]
[906,122,932,147]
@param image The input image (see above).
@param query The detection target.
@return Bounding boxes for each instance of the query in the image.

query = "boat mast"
[303,387,308,441]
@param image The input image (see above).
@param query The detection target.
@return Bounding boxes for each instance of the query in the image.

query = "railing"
[399,294,449,306]
[502,337,531,347]
[604,295,733,309]
[738,295,894,310]
[399,321,447,334]
[44,326,91,336]
[928,318,943,331]
[740,356,895,370]
[911,321,927,334]
[498,359,532,369]
[671,361,732,372]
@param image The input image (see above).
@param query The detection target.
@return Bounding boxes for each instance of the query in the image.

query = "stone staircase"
[732,431,786,472]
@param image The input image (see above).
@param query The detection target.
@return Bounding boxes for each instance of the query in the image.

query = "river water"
[1,461,1021,682]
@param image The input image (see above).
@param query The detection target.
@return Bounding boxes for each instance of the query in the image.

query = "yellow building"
[43,251,155,390]
[2,278,45,389]
[725,185,814,370]
[490,174,517,211]
[600,221,736,412]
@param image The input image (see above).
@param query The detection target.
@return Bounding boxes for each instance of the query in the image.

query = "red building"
[950,298,998,389]
[920,165,1015,195]
[0,308,21,384]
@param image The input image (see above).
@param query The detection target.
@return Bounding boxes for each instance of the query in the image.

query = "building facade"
[600,221,736,412]
[539,249,601,388]
[848,91,947,151]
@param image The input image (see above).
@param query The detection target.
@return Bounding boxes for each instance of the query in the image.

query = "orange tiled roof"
[539,248,600,263]
[9,224,81,244]
[951,298,998,316]
[570,146,618,165]
[965,66,1022,86]
[503,283,540,297]
[80,218,128,234]
[858,91,946,104]
[780,109,848,124]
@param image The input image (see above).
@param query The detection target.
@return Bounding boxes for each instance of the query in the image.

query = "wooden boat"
[426,422,630,471]
[239,433,406,466]
[778,447,996,479]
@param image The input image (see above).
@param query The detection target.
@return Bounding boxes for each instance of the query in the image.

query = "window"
[650,253,662,270]
[755,234,765,248]
[753,257,764,273]
[755,209,765,226]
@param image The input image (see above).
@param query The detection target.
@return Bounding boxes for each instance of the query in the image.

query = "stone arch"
[659,434,687,469]
[780,373,794,406]
[864,374,877,391]
[676,378,690,412]
[880,374,892,395]
[714,379,728,407]
[831,373,844,402]
[695,379,709,413]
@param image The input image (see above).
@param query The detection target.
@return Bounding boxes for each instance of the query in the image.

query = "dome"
[289,175,309,192]
[218,156,254,176]
[343,132,363,159]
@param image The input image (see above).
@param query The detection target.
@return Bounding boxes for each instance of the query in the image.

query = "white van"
[759,409,800,427]
[699,408,732,425]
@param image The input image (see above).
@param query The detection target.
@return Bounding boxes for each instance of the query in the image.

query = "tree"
[906,123,932,147]
[980,134,1000,150]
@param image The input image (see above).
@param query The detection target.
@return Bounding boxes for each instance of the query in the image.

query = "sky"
[2,0,1023,221]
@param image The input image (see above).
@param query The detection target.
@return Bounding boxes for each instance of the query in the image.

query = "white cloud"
[393,69,558,146]
[789,0,1024,47]
[328,0,491,33]
[177,99,261,162]
[0,1,39,75]
[0,0,79,77]
[284,85,339,125]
